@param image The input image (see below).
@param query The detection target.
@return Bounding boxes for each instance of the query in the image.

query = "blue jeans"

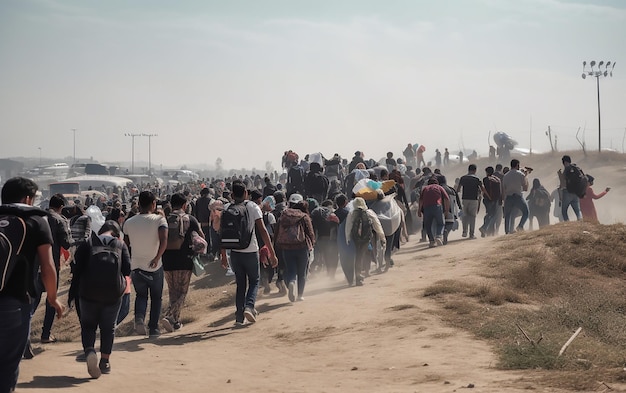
[561,190,582,221]
[0,296,32,393]
[480,200,498,235]
[504,194,529,234]
[283,248,310,297]
[423,205,444,242]
[116,293,130,326]
[131,268,164,331]
[80,297,122,355]
[230,251,260,323]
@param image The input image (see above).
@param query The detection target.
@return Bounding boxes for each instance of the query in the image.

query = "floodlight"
[582,73,586,79]
[590,60,596,67]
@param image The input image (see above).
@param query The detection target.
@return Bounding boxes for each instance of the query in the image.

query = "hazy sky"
[1,0,625,171]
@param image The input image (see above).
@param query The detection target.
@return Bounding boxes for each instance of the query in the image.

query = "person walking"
[579,175,610,223]
[275,193,315,301]
[417,177,450,247]
[345,197,385,286]
[220,182,278,325]
[123,191,168,338]
[162,193,203,333]
[73,221,131,378]
[557,155,583,221]
[456,164,487,239]
[502,159,530,234]
[0,177,64,392]
[526,178,551,229]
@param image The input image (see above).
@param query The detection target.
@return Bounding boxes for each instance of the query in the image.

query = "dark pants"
[337,221,356,284]
[283,248,309,297]
[230,251,260,323]
[0,296,32,393]
[314,236,339,277]
[353,241,370,284]
[504,194,529,234]
[80,297,122,355]
[131,268,164,331]
[480,200,498,236]
[209,227,221,257]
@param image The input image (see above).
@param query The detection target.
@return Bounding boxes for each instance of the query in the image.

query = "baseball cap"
[288,193,304,204]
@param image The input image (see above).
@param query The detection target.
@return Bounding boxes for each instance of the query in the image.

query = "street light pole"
[71,128,77,163]
[142,133,158,174]
[582,60,615,153]
[125,133,141,174]
[38,147,42,165]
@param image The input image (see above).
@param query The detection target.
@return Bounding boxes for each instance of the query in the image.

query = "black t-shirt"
[458,174,483,200]
[162,215,201,271]
[0,209,53,302]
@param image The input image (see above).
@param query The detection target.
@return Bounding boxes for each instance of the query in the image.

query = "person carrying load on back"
[72,220,131,379]
[0,177,65,393]
[345,197,385,287]
[557,155,585,222]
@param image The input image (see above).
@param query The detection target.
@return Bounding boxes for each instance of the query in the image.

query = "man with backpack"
[558,155,585,221]
[219,182,277,326]
[123,191,168,338]
[72,220,131,378]
[0,177,64,393]
[345,197,385,286]
[417,177,450,248]
[161,193,203,333]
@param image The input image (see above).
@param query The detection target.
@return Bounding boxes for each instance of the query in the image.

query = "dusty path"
[17,235,571,393]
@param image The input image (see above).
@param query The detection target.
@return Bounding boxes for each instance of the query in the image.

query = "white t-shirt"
[228,201,263,254]
[123,213,168,271]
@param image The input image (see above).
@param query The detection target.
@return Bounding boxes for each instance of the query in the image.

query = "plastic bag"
[86,205,105,234]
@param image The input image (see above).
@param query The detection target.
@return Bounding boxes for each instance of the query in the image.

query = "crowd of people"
[0,145,611,391]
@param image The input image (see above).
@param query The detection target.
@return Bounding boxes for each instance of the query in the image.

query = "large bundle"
[493,132,518,150]
[366,194,402,236]
[352,179,396,201]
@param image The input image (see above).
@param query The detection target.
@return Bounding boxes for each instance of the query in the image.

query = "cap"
[288,193,304,204]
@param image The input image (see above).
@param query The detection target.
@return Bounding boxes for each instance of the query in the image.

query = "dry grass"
[424,222,626,390]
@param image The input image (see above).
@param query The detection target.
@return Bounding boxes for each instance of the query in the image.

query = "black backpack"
[565,164,588,198]
[79,233,125,304]
[350,209,373,244]
[0,206,47,292]
[166,212,191,250]
[219,201,253,250]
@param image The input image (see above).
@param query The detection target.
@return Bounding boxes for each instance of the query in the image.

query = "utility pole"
[71,128,77,163]
[142,133,158,174]
[38,147,42,165]
[582,60,615,153]
[125,133,141,174]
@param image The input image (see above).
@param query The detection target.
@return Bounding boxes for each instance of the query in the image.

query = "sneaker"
[277,281,287,296]
[75,352,87,362]
[355,280,364,286]
[469,235,477,239]
[173,322,183,330]
[135,319,147,336]
[99,359,111,374]
[225,268,235,277]
[296,296,305,302]
[233,321,245,328]
[86,350,101,379]
[149,329,161,338]
[161,318,174,333]
[244,307,258,323]
[428,241,436,248]
[479,228,486,238]
[462,232,468,238]
[435,237,444,246]
[288,281,296,302]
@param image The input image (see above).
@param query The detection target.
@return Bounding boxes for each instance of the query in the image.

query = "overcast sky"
[1,0,625,171]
